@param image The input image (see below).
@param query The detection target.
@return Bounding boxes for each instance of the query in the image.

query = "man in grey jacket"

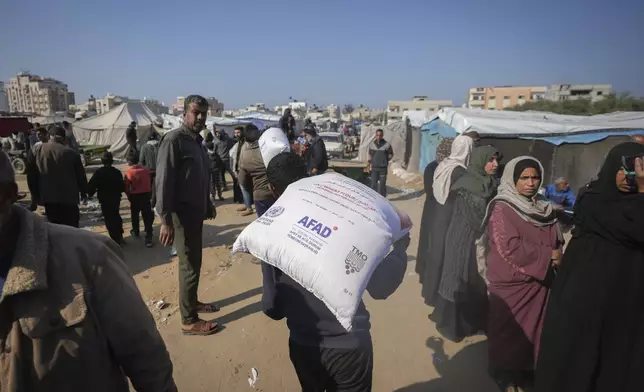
[368,129,393,197]
[155,95,219,336]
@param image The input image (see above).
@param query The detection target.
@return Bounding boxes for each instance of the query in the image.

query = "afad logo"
[296,216,338,238]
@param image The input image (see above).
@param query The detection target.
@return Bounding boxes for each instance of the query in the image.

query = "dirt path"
[16,168,499,392]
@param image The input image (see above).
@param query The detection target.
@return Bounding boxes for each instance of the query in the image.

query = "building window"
[597,91,603,96]
[503,96,510,99]
[489,96,495,100]
[518,95,525,99]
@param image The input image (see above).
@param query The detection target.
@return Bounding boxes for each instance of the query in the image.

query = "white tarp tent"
[428,107,644,137]
[403,110,434,128]
[73,102,161,158]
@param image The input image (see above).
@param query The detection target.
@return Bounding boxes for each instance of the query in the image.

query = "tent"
[358,120,412,169]
[419,108,644,191]
[73,102,161,158]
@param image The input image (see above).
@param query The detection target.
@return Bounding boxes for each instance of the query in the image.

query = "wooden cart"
[327,159,370,185]
[79,144,111,166]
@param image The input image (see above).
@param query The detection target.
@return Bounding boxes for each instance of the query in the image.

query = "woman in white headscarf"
[478,156,563,392]
[433,134,475,205]
[417,134,475,308]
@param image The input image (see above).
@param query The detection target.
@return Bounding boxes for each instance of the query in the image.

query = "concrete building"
[95,94,128,115]
[467,86,547,110]
[0,82,8,112]
[546,84,612,102]
[387,96,452,122]
[327,104,340,119]
[5,72,74,115]
[207,97,224,116]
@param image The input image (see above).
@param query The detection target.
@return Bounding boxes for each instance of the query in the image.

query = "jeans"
[173,214,204,324]
[370,169,388,197]
[220,160,235,188]
[239,183,252,209]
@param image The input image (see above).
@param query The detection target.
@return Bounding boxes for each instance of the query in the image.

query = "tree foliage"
[506,93,644,115]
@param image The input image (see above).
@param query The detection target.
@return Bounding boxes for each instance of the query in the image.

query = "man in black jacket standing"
[279,108,296,143]
[126,121,138,154]
[155,95,220,336]
[368,129,393,197]
[302,128,328,176]
[212,127,235,191]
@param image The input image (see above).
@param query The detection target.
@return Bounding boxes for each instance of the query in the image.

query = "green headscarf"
[450,145,499,199]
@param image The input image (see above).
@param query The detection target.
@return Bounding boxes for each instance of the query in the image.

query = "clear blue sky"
[1,0,643,109]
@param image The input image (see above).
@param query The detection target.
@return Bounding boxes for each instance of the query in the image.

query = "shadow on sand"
[394,337,498,392]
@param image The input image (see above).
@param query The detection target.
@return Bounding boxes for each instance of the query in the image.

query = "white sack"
[259,127,290,168]
[232,172,412,330]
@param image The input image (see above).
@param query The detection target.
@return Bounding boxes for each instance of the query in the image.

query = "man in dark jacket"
[302,128,328,175]
[126,121,138,153]
[155,95,220,336]
[263,151,410,391]
[212,126,235,191]
[139,131,160,206]
[279,108,296,143]
[35,126,88,227]
[368,129,393,197]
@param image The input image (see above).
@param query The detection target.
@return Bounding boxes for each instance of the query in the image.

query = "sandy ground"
[16,165,500,392]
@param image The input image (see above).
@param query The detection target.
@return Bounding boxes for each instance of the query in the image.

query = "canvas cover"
[358,120,411,168]
[73,102,161,158]
[428,107,644,142]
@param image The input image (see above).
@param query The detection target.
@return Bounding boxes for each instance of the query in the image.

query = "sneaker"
[170,246,178,257]
[145,238,154,248]
[240,208,254,217]
[218,194,224,201]
[130,230,140,238]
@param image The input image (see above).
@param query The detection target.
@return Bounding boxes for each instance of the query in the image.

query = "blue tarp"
[419,119,458,172]
[518,129,644,145]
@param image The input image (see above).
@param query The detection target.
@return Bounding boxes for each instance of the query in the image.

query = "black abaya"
[416,164,465,307]
[535,142,644,392]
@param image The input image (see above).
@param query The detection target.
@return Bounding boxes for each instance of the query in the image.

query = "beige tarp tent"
[73,102,161,158]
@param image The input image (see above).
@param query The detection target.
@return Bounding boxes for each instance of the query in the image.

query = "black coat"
[303,136,328,174]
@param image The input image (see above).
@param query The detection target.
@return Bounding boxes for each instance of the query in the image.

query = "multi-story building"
[386,96,452,122]
[327,104,340,119]
[0,82,8,112]
[467,86,547,110]
[5,72,74,114]
[207,97,224,116]
[171,96,186,115]
[95,94,128,115]
[546,84,612,102]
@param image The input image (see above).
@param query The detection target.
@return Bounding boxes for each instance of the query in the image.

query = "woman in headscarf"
[431,145,501,342]
[535,142,644,392]
[416,135,473,307]
[480,156,563,392]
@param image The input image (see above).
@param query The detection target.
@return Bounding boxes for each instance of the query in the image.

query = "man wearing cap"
[34,126,88,227]
[0,150,177,392]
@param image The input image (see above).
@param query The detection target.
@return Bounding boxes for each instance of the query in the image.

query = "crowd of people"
[416,133,644,392]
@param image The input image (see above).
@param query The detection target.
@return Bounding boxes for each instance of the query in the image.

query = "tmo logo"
[296,216,337,238]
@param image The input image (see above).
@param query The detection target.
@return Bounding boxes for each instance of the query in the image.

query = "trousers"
[45,203,80,227]
[129,192,154,239]
[173,214,204,324]
[101,199,123,242]
[289,340,374,392]
[220,160,235,189]
[370,169,387,197]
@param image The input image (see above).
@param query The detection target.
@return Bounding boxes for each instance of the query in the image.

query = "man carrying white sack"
[263,151,411,392]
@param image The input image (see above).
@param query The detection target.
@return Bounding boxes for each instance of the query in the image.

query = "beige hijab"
[432,135,474,204]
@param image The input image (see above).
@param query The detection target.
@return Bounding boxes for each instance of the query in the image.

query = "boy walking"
[124,150,155,247]
[87,151,125,245]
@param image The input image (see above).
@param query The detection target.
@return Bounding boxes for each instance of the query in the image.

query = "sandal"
[181,319,220,336]
[197,301,220,313]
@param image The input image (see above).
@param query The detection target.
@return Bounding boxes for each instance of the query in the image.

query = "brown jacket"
[35,140,87,204]
[0,206,177,392]
[238,141,273,201]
